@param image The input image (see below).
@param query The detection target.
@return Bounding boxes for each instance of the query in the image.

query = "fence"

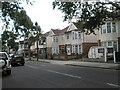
[47,54,82,60]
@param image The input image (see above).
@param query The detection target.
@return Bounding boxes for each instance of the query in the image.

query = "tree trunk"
[36,40,39,61]
[28,45,31,60]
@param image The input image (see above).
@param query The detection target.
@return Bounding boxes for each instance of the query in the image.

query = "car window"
[0,53,8,60]
[14,54,23,57]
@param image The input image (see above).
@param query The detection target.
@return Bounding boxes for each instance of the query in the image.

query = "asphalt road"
[2,60,120,88]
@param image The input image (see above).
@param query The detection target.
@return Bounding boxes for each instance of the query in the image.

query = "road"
[2,60,120,88]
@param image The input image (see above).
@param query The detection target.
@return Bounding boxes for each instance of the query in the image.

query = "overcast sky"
[21,0,69,33]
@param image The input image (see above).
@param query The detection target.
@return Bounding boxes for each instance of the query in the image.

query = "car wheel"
[6,70,11,75]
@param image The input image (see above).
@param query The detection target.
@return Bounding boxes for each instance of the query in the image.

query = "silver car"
[0,52,11,75]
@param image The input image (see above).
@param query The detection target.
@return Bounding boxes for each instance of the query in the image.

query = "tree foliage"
[1,1,41,53]
[53,1,120,34]
[1,30,18,51]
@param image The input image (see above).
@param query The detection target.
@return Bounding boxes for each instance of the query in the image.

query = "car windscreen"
[0,53,8,60]
[14,54,23,58]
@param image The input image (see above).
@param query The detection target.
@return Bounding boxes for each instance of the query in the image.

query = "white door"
[67,48,71,55]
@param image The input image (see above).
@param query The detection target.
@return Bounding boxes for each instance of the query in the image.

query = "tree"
[34,22,41,61]
[1,30,18,53]
[1,1,41,60]
[52,1,120,34]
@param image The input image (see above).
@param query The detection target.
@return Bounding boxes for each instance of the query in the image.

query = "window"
[62,35,64,40]
[53,36,58,43]
[78,32,81,39]
[72,45,75,54]
[102,41,118,52]
[108,41,112,46]
[102,42,107,47]
[102,24,106,34]
[67,34,69,39]
[75,33,77,39]
[112,23,116,32]
[72,45,82,54]
[72,32,74,40]
[101,22,116,34]
[79,45,82,54]
[53,36,56,42]
[52,47,59,54]
[98,48,104,53]
[56,37,58,42]
[107,23,111,33]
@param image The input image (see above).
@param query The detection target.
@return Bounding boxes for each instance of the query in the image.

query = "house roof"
[72,21,84,30]
[51,27,69,35]
[51,29,61,35]
[41,32,50,37]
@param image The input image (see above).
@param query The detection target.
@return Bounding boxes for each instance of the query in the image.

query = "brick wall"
[82,43,98,56]
[47,47,52,54]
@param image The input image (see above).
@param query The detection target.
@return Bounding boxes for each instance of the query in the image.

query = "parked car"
[10,54,25,66]
[0,52,11,75]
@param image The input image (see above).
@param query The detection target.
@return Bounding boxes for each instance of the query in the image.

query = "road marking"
[107,83,120,88]
[26,65,38,69]
[47,69,81,79]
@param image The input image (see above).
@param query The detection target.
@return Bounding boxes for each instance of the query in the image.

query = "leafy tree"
[1,1,41,59]
[52,1,120,34]
[1,30,18,53]
[34,22,41,61]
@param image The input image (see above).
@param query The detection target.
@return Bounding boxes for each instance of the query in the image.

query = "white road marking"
[26,65,38,69]
[107,83,120,88]
[47,69,81,79]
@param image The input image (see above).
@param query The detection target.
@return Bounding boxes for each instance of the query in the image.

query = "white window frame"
[101,22,116,34]
[52,36,58,43]
[78,32,81,39]
[102,41,118,52]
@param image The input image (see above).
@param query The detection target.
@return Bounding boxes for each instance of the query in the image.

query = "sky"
[21,0,69,33]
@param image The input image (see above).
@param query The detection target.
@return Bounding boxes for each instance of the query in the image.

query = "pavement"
[26,58,120,70]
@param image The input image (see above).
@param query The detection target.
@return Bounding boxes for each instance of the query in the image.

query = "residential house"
[98,20,120,52]
[30,32,49,58]
[18,40,29,55]
[46,22,99,60]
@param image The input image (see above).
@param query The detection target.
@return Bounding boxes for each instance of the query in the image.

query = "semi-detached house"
[99,20,120,52]
[46,22,98,60]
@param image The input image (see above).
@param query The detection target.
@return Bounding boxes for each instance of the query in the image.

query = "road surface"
[2,60,120,88]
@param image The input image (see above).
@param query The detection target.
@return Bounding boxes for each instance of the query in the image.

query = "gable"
[48,30,55,36]
[67,23,77,32]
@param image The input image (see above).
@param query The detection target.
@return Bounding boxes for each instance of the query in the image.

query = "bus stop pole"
[113,51,116,63]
